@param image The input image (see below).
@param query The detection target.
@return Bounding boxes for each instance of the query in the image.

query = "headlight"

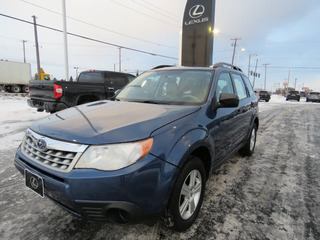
[75,138,153,171]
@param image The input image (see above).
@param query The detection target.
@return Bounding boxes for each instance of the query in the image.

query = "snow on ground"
[0,93,49,151]
[1,93,320,240]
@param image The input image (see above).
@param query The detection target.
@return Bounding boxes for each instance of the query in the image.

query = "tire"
[11,85,21,93]
[239,123,257,156]
[22,85,29,93]
[286,98,288,101]
[266,100,269,102]
[306,98,309,102]
[166,156,206,232]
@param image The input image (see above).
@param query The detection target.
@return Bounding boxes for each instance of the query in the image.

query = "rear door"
[76,71,106,99]
[230,73,253,144]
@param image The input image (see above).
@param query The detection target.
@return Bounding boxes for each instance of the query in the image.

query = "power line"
[0,13,178,60]
[107,0,179,28]
[139,0,179,19]
[20,0,178,49]
[129,0,179,20]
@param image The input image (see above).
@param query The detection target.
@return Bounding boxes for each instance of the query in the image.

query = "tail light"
[54,84,63,98]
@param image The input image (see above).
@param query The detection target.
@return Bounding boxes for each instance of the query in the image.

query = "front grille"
[21,129,88,173]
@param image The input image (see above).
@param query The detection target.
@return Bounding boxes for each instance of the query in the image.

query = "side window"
[232,74,248,100]
[215,73,234,101]
[78,72,104,83]
[106,73,129,88]
[242,75,255,97]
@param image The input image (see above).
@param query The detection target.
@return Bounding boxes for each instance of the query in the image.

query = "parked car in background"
[300,91,306,97]
[15,63,259,231]
[306,92,320,102]
[286,90,300,101]
[258,90,270,102]
[27,70,135,113]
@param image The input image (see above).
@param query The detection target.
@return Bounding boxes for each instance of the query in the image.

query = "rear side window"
[232,74,248,100]
[215,72,234,101]
[78,72,104,83]
[242,75,255,97]
[107,73,129,88]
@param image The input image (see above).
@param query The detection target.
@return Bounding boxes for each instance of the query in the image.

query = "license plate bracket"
[25,169,44,198]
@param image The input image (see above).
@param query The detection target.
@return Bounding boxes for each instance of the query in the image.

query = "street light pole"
[287,70,290,94]
[263,63,270,91]
[118,47,122,72]
[237,48,245,67]
[62,0,69,81]
[22,40,27,63]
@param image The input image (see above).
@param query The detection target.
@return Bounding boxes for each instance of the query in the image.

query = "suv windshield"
[117,70,213,105]
[310,92,320,95]
[289,91,299,94]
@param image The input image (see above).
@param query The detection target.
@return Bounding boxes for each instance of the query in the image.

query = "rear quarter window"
[242,75,255,97]
[232,74,248,100]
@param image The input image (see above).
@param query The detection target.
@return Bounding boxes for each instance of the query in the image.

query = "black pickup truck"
[28,70,135,113]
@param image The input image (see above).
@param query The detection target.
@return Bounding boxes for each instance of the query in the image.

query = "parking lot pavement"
[0,95,320,240]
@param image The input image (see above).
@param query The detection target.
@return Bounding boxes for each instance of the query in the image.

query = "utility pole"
[118,47,122,72]
[262,63,270,90]
[32,16,41,80]
[252,59,259,89]
[231,38,241,65]
[62,0,69,81]
[22,40,27,63]
[295,78,297,90]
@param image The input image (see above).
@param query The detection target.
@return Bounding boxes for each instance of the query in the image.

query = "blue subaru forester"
[15,63,259,231]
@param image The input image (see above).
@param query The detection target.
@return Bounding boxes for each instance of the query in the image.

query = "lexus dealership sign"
[181,0,216,67]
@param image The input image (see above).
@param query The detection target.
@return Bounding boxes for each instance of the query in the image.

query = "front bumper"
[14,147,178,224]
[308,98,320,102]
[27,99,68,113]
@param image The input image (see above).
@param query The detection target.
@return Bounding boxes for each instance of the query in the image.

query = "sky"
[1,0,320,91]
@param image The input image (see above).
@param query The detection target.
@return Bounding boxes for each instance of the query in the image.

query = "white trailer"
[0,60,32,93]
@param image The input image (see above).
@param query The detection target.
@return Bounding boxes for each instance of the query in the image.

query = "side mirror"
[217,93,239,108]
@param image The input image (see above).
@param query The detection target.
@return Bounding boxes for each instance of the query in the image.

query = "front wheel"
[239,123,257,156]
[166,156,206,232]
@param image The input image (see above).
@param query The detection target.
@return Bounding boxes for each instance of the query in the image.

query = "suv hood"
[30,101,200,144]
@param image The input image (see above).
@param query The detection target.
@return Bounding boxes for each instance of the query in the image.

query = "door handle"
[108,87,114,90]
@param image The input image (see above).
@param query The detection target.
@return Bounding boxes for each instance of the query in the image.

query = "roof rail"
[152,65,174,70]
[212,62,243,72]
